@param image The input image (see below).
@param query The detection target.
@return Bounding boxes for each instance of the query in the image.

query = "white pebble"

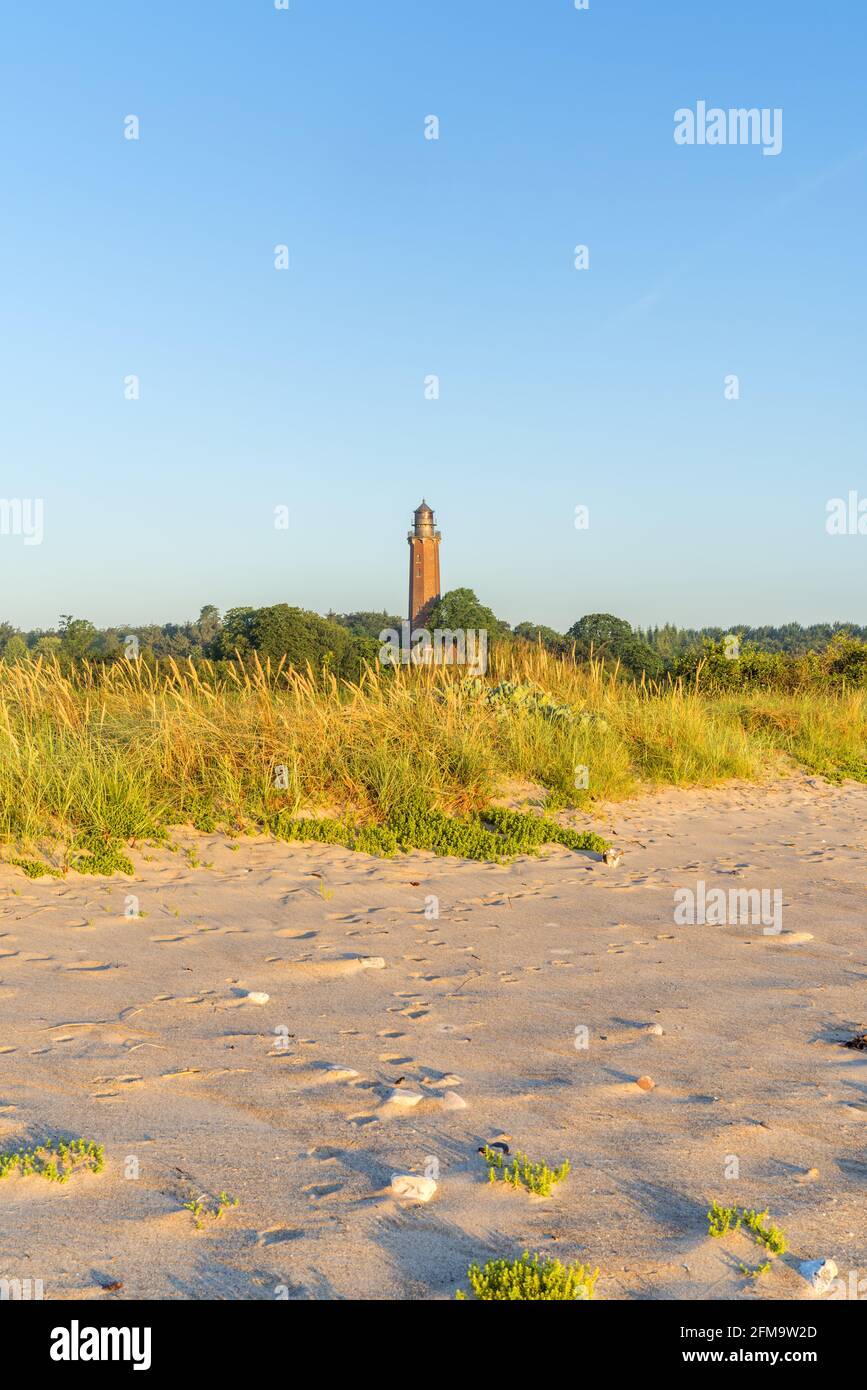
[391,1174,437,1202]
[244,991,270,1005]
[383,1088,423,1107]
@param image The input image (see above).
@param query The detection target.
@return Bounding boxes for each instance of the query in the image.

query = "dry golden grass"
[0,647,863,861]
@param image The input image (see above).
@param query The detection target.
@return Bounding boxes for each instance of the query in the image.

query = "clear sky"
[1,0,865,633]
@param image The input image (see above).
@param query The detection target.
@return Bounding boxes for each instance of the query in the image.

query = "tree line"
[0,594,864,686]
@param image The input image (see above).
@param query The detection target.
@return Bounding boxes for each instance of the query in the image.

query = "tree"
[426,588,510,637]
[33,634,62,658]
[192,604,221,653]
[1,634,28,663]
[513,621,569,654]
[58,616,97,660]
[567,613,662,678]
[214,604,377,680]
[332,611,403,639]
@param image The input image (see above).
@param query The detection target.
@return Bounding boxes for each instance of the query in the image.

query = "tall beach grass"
[0,647,863,865]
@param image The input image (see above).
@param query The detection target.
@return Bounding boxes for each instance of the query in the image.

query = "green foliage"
[59,615,98,661]
[426,588,510,638]
[480,807,608,855]
[707,1201,787,1256]
[481,1145,570,1196]
[330,610,403,639]
[567,613,663,678]
[0,1138,104,1184]
[183,1191,239,1229]
[707,1200,741,1238]
[66,832,134,876]
[459,676,609,731]
[1,642,863,873]
[215,603,376,679]
[269,796,609,862]
[739,1260,772,1279]
[10,856,63,879]
[2,634,29,663]
[742,1207,787,1255]
[640,620,867,660]
[673,634,867,693]
[513,621,570,653]
[456,1251,598,1301]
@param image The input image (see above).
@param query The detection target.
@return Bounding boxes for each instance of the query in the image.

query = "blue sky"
[1,0,865,632]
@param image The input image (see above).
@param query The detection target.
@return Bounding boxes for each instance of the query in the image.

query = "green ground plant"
[456,1251,598,1301]
[708,1201,787,1256]
[0,1138,104,1184]
[182,1191,239,1229]
[742,1207,787,1255]
[707,1200,742,1238]
[481,1145,570,1196]
[271,797,609,863]
[10,857,63,878]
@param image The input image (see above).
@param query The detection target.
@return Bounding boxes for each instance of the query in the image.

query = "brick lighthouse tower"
[408,499,441,628]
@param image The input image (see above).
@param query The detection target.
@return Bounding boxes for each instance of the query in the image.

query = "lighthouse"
[407,500,441,628]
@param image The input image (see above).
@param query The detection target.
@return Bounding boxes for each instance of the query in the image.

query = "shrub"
[456,1251,598,1301]
[0,1138,104,1184]
[481,1145,570,1196]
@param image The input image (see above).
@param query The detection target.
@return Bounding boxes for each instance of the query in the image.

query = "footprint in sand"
[318,1064,361,1083]
[277,957,385,980]
[274,928,318,939]
[257,1227,305,1246]
[302,1183,342,1200]
[63,961,118,972]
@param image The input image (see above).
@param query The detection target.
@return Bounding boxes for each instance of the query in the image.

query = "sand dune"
[0,774,864,1300]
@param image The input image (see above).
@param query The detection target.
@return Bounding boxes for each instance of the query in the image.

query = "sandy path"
[0,775,864,1300]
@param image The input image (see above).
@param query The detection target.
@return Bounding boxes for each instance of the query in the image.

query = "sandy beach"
[1,775,864,1301]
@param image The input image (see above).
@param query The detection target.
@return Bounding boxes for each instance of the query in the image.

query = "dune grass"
[0,647,862,869]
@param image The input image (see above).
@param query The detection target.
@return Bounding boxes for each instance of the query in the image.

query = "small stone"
[383,1088,423,1107]
[390,1174,437,1202]
[636,1076,655,1092]
[324,1065,359,1081]
[442,1091,467,1111]
[360,957,386,970]
[244,991,270,1005]
[647,1024,664,1036]
[799,1258,838,1294]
